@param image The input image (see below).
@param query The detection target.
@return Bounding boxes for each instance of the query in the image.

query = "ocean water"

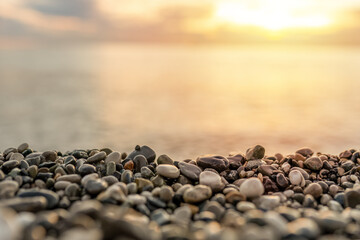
[0,44,359,159]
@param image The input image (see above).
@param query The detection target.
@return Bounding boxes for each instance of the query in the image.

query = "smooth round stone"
[18,143,29,153]
[64,183,81,200]
[236,201,256,212]
[127,145,156,163]
[178,162,202,181]
[9,153,24,161]
[2,160,20,172]
[123,160,134,170]
[133,155,148,173]
[239,178,264,198]
[151,175,165,187]
[156,164,180,179]
[27,165,38,179]
[0,196,47,212]
[276,173,289,188]
[79,164,96,176]
[287,218,320,239]
[128,195,147,205]
[127,182,138,194]
[81,173,98,186]
[304,157,323,171]
[159,186,174,202]
[225,191,246,204]
[296,147,314,157]
[147,196,166,208]
[344,190,360,208]
[121,170,133,183]
[245,145,265,160]
[183,185,212,203]
[42,151,57,162]
[0,180,19,198]
[289,170,305,186]
[258,165,276,177]
[106,162,116,176]
[157,155,174,165]
[17,189,59,209]
[102,176,119,186]
[54,181,71,190]
[256,195,281,210]
[173,206,192,225]
[135,178,154,192]
[85,179,108,195]
[303,183,323,198]
[196,155,229,172]
[141,166,154,179]
[245,159,265,171]
[203,201,225,221]
[105,151,121,164]
[56,174,81,183]
[86,151,106,164]
[199,171,225,193]
[151,209,171,226]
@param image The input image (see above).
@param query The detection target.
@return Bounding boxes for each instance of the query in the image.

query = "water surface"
[0,44,359,159]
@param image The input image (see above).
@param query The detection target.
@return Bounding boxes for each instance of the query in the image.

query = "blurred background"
[1,0,360,159]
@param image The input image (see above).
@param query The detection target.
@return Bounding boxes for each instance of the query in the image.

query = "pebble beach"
[1,143,360,240]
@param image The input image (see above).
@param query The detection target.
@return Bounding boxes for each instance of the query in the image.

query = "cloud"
[25,0,97,18]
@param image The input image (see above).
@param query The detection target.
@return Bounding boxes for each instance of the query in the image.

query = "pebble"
[178,161,202,181]
[239,178,264,198]
[199,171,225,193]
[183,185,212,203]
[156,154,173,165]
[156,164,180,179]
[289,170,305,186]
[105,151,121,164]
[303,183,323,198]
[344,189,360,208]
[196,155,229,172]
[17,189,59,209]
[0,196,47,212]
[85,179,108,195]
[245,145,265,160]
[79,164,97,176]
[86,151,106,164]
[0,144,359,240]
[236,201,256,212]
[304,157,323,171]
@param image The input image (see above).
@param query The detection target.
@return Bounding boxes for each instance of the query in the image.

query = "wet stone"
[296,147,314,157]
[276,173,289,188]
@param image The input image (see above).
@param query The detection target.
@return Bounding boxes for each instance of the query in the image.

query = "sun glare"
[216,2,332,31]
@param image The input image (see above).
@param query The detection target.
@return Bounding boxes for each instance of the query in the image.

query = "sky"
[1,0,360,47]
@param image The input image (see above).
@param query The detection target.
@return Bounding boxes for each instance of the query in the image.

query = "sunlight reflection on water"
[0,44,359,159]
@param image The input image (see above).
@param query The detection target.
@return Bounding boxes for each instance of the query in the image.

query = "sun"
[215,1,332,31]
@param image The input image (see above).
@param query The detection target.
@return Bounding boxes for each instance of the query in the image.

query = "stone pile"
[0,143,360,240]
